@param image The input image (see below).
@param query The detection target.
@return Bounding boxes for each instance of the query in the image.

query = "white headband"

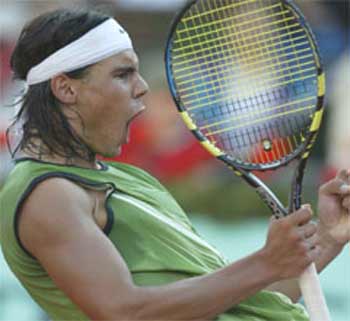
[26,18,133,85]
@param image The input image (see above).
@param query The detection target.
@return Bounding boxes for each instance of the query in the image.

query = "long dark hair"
[7,9,111,161]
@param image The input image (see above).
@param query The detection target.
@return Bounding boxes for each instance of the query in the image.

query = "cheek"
[105,87,133,120]
[95,106,128,139]
[82,81,132,132]
[104,83,131,111]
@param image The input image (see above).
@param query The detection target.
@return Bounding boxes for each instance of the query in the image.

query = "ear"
[50,74,78,104]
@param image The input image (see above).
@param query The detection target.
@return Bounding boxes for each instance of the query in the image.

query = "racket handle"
[298,263,332,321]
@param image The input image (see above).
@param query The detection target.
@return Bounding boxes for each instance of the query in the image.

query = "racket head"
[165,0,325,172]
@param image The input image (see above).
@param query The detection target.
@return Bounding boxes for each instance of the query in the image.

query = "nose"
[134,74,149,99]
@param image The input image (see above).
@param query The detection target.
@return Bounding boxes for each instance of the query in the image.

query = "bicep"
[18,179,136,319]
[38,218,135,318]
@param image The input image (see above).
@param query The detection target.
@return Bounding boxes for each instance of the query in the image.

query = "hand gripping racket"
[164,0,329,320]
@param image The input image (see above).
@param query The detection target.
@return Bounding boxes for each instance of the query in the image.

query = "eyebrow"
[109,65,136,74]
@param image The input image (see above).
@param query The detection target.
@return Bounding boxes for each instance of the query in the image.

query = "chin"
[99,146,122,159]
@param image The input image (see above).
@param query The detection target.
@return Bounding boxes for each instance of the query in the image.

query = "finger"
[342,196,350,209]
[320,177,350,195]
[307,245,322,262]
[306,233,319,247]
[336,169,348,181]
[298,222,317,239]
[337,169,350,194]
[340,184,350,195]
[290,204,313,226]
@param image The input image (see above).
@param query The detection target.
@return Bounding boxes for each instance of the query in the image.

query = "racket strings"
[170,0,318,165]
[173,4,315,99]
[174,1,288,45]
[201,96,313,130]
[174,43,312,84]
[252,0,308,157]
[173,43,316,108]
[173,59,314,107]
[173,24,306,62]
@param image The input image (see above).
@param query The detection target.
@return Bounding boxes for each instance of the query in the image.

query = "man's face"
[70,49,149,157]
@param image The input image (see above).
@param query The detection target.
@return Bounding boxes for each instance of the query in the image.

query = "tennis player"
[0,9,349,321]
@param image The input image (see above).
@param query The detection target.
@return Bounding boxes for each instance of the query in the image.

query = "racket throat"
[256,186,287,218]
[289,158,308,212]
[239,171,288,218]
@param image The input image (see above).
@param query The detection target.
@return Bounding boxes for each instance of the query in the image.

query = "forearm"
[265,224,345,302]
[315,222,345,271]
[121,249,276,321]
[84,207,321,320]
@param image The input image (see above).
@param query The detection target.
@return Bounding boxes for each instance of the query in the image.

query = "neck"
[21,143,99,170]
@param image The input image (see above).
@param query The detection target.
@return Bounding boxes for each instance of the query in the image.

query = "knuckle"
[304,256,313,266]
[290,230,301,242]
[297,208,311,221]
[307,223,317,235]
[304,208,313,218]
[319,184,326,192]
[298,243,309,256]
[309,242,318,252]
[278,216,289,225]
[277,218,290,230]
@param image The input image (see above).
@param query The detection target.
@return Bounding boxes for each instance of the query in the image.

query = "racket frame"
[165,0,326,217]
[165,2,331,320]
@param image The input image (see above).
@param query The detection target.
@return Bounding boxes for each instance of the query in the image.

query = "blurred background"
[0,0,349,320]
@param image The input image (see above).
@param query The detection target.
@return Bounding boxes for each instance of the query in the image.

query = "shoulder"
[18,177,95,256]
[106,161,165,189]
[22,177,93,214]
[1,159,77,201]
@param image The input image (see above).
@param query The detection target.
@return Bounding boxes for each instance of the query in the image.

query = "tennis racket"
[164,0,329,320]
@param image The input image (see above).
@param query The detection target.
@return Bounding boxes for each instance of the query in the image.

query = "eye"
[114,72,127,79]
[114,68,136,79]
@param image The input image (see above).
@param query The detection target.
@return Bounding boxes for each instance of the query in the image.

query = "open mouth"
[122,107,146,144]
[127,107,146,126]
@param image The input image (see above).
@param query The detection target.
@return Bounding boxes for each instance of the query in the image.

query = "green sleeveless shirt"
[0,159,309,321]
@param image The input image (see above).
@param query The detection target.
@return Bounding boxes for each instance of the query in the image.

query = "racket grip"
[298,263,332,321]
